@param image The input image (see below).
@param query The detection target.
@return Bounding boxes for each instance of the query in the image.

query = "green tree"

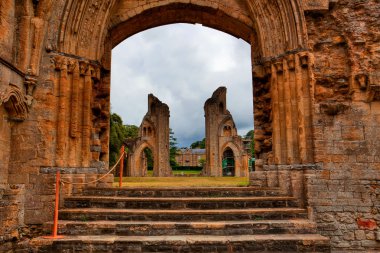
[125,124,139,138]
[169,128,178,167]
[190,138,206,149]
[144,148,154,169]
[109,113,138,166]
[245,130,255,157]
[198,158,206,167]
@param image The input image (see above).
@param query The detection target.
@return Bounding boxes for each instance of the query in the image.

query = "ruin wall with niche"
[204,87,249,177]
[125,94,171,177]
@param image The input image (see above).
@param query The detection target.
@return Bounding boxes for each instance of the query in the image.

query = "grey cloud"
[111,24,253,147]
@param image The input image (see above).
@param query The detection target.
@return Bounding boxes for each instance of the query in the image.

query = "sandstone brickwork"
[204,87,249,177]
[0,0,379,251]
[125,94,171,177]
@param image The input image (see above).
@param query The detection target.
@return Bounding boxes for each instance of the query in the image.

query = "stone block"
[341,126,364,141]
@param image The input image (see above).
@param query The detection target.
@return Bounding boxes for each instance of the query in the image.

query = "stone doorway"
[222,148,235,177]
[2,0,314,225]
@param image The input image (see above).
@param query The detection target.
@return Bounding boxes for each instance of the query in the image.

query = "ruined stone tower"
[204,87,249,177]
[125,94,171,177]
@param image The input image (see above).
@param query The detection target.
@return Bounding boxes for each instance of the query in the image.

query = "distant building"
[175,148,206,167]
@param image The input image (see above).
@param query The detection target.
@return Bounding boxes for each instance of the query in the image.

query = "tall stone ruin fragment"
[125,94,171,177]
[204,87,249,177]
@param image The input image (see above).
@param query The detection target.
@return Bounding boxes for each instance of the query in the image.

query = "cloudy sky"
[111,23,253,147]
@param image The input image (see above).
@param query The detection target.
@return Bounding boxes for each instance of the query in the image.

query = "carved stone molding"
[287,55,296,70]
[264,62,272,76]
[367,73,380,102]
[24,69,38,106]
[0,84,29,121]
[303,0,330,11]
[79,61,89,76]
[355,73,368,91]
[67,59,77,74]
[355,73,380,102]
[52,55,67,71]
[90,65,101,81]
[275,61,284,73]
[299,53,309,68]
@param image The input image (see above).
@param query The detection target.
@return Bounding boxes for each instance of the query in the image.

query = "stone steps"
[83,187,284,197]
[59,207,308,221]
[30,186,330,252]
[44,219,318,236]
[30,234,331,252]
[64,196,299,209]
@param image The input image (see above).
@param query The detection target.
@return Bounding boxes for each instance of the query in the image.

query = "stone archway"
[222,147,235,176]
[2,1,380,251]
[46,0,312,171]
[127,141,155,177]
[2,0,313,224]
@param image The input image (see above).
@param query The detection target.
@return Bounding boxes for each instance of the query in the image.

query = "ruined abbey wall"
[0,0,379,251]
[305,1,380,249]
[204,87,249,177]
[125,94,171,177]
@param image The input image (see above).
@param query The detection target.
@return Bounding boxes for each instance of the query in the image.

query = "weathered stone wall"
[126,94,171,177]
[0,184,25,251]
[1,0,380,251]
[305,0,380,250]
[204,87,249,177]
[0,107,11,184]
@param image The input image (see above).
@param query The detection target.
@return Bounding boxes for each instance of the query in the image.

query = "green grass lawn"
[145,170,201,176]
[114,176,249,188]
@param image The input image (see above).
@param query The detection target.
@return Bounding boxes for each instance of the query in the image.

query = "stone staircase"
[30,187,330,252]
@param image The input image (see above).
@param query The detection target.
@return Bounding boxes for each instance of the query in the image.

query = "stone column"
[54,56,68,167]
[287,55,300,164]
[70,61,79,138]
[81,61,92,167]
[296,53,314,163]
[254,51,314,166]
[271,63,282,164]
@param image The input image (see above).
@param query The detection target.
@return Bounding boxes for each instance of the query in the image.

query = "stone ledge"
[39,167,108,174]
[303,0,331,11]
[260,164,323,171]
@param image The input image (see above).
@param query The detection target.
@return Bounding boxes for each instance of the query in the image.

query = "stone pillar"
[126,94,171,177]
[287,55,300,164]
[54,56,68,167]
[81,62,92,167]
[204,87,249,177]
[70,61,79,138]
[261,52,314,166]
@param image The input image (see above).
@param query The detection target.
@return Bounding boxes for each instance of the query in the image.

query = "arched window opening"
[219,102,224,114]
[141,147,154,176]
[223,125,232,137]
[222,147,235,176]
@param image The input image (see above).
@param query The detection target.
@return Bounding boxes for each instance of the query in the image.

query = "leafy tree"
[169,128,178,167]
[245,130,254,139]
[245,130,255,157]
[125,124,139,138]
[190,138,206,149]
[144,148,154,169]
[198,158,206,167]
[109,113,138,166]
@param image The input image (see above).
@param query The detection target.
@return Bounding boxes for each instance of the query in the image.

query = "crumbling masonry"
[204,87,249,177]
[0,0,379,251]
[125,94,171,177]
